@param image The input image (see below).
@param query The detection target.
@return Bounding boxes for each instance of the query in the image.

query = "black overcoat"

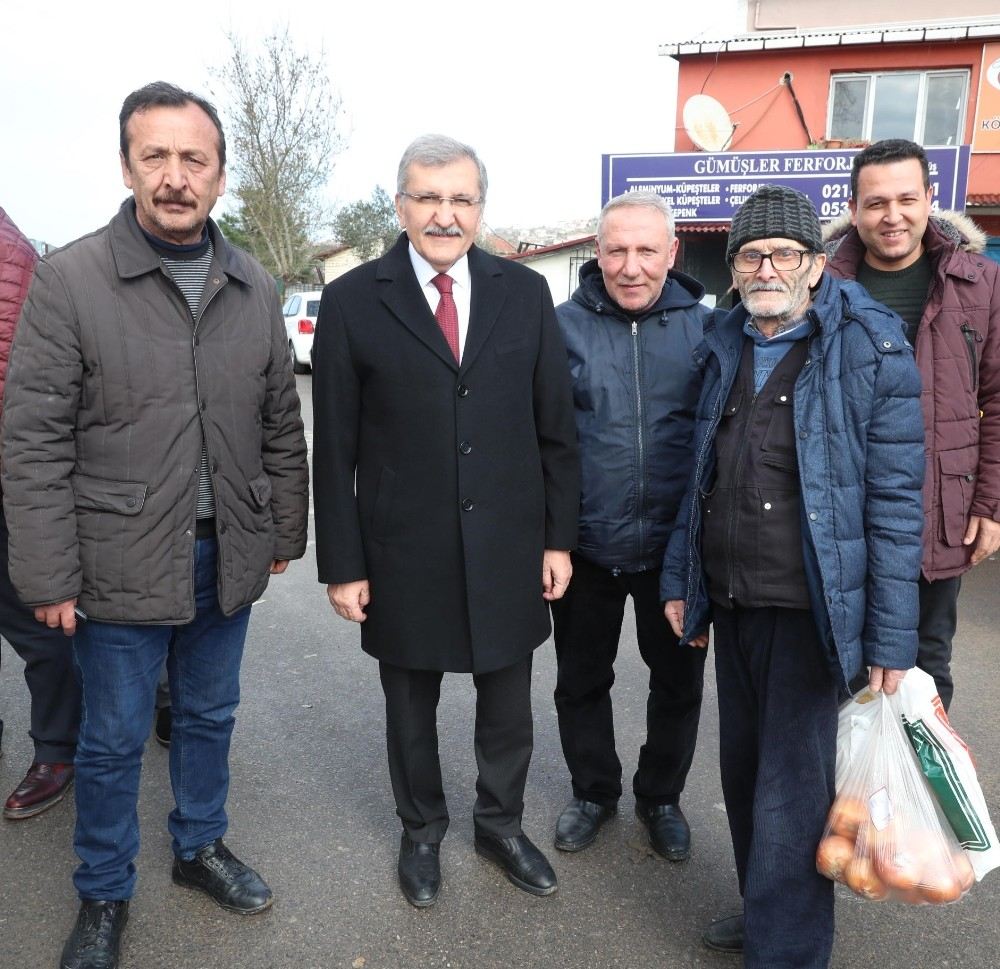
[312,235,580,674]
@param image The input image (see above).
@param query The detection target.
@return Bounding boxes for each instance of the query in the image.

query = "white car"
[282,290,322,374]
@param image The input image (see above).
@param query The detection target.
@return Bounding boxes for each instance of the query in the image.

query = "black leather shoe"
[635,802,691,861]
[703,913,744,954]
[60,899,128,969]
[172,838,272,914]
[554,798,615,852]
[474,832,558,896]
[397,833,440,908]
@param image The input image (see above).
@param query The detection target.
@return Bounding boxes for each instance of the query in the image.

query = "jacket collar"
[108,199,252,286]
[713,273,907,356]
[375,232,506,373]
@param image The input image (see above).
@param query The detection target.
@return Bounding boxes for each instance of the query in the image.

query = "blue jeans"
[72,539,251,900]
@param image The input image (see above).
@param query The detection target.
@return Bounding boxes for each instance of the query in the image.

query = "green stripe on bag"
[904,717,991,851]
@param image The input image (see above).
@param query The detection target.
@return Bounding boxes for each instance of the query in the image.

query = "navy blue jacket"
[556,260,710,572]
[660,273,924,689]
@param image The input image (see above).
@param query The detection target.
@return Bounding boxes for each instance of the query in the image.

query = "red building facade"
[661,19,1000,299]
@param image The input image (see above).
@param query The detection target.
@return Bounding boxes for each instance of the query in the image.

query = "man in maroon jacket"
[826,139,1000,711]
[0,205,79,817]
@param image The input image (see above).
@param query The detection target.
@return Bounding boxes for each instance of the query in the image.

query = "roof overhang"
[660,21,1000,57]
[506,235,596,261]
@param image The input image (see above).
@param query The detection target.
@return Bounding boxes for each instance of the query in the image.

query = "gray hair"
[597,192,675,244]
[396,134,488,202]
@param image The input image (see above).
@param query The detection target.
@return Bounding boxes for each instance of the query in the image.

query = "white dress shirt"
[408,244,472,362]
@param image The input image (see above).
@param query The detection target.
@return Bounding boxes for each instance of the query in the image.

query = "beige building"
[506,237,596,305]
[316,243,363,284]
[738,0,997,32]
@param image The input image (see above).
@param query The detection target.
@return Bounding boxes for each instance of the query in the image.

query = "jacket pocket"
[961,323,981,393]
[760,451,797,474]
[495,335,532,356]
[248,472,273,510]
[71,473,147,515]
[939,448,977,547]
[760,386,797,471]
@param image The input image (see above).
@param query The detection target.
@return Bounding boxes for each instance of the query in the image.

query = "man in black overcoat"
[311,134,580,907]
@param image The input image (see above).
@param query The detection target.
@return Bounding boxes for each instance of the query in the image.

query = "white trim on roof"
[660,21,1000,56]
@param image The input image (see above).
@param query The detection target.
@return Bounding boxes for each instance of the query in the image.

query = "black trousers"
[378,655,533,843]
[551,554,707,808]
[0,504,80,762]
[918,574,961,711]
[713,605,838,969]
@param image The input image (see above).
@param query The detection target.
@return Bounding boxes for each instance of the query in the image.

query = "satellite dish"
[683,94,735,152]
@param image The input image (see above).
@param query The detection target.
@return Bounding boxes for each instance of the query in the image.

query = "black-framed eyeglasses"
[731,248,813,273]
[399,192,483,210]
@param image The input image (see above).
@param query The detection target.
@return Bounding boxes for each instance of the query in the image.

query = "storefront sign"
[972,42,1000,153]
[601,147,971,222]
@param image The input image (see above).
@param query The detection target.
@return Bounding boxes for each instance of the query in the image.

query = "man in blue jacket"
[662,185,924,968]
[552,192,710,859]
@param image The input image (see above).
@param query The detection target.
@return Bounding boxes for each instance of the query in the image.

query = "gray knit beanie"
[726,184,822,261]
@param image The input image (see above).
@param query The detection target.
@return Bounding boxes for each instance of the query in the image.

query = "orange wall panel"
[674,41,998,199]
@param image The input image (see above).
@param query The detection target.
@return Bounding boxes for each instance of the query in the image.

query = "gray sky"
[2,0,740,246]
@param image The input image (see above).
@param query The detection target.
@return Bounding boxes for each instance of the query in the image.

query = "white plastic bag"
[819,689,974,904]
[894,668,1000,881]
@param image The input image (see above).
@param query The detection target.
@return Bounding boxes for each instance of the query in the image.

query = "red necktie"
[431,273,460,363]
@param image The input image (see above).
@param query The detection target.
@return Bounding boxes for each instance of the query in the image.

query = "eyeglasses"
[731,248,813,273]
[399,192,483,210]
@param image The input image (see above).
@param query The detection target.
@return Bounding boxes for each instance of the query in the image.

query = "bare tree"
[211,28,346,283]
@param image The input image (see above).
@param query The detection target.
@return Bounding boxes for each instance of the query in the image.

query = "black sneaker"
[60,899,128,969]
[172,838,273,914]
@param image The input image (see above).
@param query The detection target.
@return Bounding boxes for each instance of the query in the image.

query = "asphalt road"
[1,373,998,969]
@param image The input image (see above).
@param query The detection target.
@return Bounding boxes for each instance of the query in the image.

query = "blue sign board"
[602,147,971,222]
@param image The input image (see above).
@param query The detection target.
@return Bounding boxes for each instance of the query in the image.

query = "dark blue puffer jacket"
[555,259,711,572]
[660,273,925,689]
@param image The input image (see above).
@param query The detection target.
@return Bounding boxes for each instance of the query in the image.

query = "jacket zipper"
[961,324,980,393]
[631,320,646,558]
[164,270,227,611]
[191,280,225,518]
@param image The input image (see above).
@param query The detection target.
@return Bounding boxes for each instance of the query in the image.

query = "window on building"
[828,70,969,146]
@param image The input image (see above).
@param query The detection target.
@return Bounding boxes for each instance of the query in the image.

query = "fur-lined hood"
[823,209,987,256]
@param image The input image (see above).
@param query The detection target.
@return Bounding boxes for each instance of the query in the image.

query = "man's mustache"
[424,226,463,238]
[747,283,787,294]
[154,192,195,207]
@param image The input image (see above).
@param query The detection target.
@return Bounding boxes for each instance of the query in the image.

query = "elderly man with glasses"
[311,134,579,908]
[661,185,925,968]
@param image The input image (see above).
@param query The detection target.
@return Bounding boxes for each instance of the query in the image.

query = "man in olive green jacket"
[1,82,308,969]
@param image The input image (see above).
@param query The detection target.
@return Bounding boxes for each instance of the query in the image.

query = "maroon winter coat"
[825,211,1000,580]
[0,207,37,428]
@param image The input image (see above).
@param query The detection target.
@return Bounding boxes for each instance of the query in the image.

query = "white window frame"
[827,69,970,146]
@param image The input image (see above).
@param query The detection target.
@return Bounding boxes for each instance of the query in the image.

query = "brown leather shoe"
[4,762,75,819]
